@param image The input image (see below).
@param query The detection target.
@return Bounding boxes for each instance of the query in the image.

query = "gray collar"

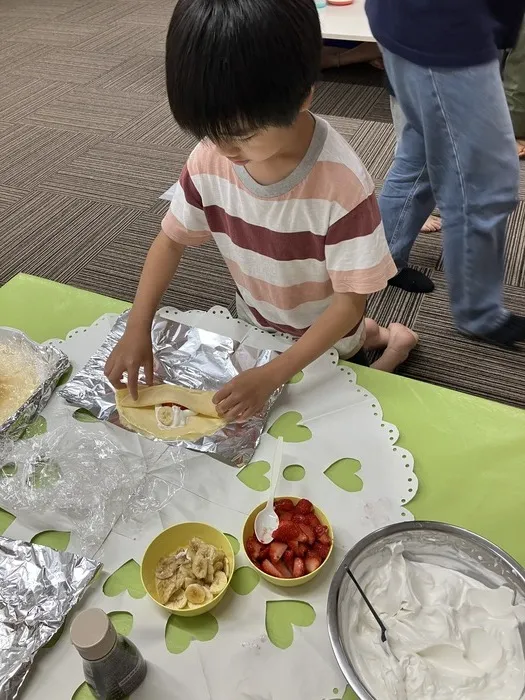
[233,114,328,198]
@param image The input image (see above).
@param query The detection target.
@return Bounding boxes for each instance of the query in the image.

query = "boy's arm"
[105,232,185,398]
[213,292,365,422]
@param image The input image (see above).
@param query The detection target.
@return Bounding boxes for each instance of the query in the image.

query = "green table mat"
[1,274,524,566]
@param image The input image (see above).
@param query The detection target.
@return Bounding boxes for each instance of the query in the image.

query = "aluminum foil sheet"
[59,311,283,467]
[0,535,101,700]
[0,327,70,441]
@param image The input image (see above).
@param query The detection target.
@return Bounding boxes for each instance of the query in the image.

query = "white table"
[319,0,373,43]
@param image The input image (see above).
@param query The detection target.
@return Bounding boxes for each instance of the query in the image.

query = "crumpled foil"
[0,535,100,700]
[0,327,70,441]
[59,311,283,467]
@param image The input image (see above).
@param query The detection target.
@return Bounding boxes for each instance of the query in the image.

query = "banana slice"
[156,405,175,427]
[189,537,204,554]
[213,548,225,564]
[224,558,230,578]
[213,560,224,572]
[205,560,214,585]
[192,552,208,580]
[210,571,228,595]
[156,576,179,604]
[155,556,179,580]
[166,589,187,610]
[183,576,195,589]
[186,583,207,605]
[188,587,213,608]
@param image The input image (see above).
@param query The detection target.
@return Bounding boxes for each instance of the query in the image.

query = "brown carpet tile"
[1,0,525,408]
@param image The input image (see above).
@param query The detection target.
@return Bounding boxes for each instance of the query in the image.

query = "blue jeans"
[381,48,519,335]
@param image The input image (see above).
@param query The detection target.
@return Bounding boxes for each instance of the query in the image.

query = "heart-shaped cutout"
[57,366,73,386]
[31,530,70,552]
[72,683,97,700]
[268,412,312,443]
[103,559,146,599]
[108,610,134,637]
[0,509,14,535]
[324,458,363,492]
[283,464,305,481]
[21,415,47,440]
[165,613,218,654]
[266,600,315,649]
[231,566,260,595]
[237,460,270,491]
[288,371,304,384]
[73,408,99,423]
[224,533,240,555]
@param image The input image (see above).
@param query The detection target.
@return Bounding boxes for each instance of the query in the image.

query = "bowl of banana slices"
[141,523,235,617]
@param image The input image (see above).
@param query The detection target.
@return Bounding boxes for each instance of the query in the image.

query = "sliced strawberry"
[259,545,270,560]
[304,553,322,573]
[298,523,315,545]
[262,559,283,578]
[292,557,306,578]
[268,541,288,563]
[279,511,293,522]
[314,525,331,545]
[296,530,309,544]
[305,513,321,528]
[291,513,309,524]
[313,542,331,561]
[294,498,314,515]
[318,532,331,545]
[282,548,294,568]
[272,521,301,543]
[245,535,264,561]
[290,540,308,558]
[274,498,294,512]
[275,560,292,578]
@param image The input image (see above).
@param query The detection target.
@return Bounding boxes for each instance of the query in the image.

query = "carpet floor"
[1,0,525,408]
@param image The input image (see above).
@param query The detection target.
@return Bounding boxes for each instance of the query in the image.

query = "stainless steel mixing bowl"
[327,521,525,700]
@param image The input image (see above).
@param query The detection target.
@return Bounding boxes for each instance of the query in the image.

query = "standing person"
[365,0,525,346]
[105,0,419,421]
[504,21,525,157]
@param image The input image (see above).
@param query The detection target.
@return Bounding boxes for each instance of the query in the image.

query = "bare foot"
[421,214,441,233]
[371,323,419,372]
[321,42,382,70]
[517,140,525,159]
[363,318,389,350]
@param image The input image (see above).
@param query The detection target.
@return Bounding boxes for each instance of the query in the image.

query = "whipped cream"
[347,544,525,699]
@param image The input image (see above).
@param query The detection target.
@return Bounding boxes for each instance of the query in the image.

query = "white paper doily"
[3,306,417,700]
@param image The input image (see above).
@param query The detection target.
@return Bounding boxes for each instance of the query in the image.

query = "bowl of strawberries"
[243,497,333,586]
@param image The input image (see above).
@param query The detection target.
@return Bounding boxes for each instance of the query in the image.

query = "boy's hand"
[104,326,154,400]
[213,366,279,423]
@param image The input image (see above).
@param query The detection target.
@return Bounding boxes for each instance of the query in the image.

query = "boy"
[105,0,418,423]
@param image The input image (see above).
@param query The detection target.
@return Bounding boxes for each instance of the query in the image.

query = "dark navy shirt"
[366,0,525,68]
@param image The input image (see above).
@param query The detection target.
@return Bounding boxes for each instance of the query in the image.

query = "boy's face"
[212,124,294,166]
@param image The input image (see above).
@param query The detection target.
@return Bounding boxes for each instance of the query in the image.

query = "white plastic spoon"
[254,436,283,544]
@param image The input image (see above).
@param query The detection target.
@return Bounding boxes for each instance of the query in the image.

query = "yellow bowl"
[242,497,334,587]
[141,522,235,617]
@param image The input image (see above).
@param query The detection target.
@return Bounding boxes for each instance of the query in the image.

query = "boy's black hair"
[165,0,322,142]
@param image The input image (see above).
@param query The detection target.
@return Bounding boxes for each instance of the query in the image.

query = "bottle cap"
[70,608,117,661]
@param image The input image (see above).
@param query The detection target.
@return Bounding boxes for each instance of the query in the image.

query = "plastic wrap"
[0,419,184,556]
[0,327,70,440]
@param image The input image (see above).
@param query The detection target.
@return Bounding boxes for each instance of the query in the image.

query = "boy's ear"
[300,87,315,112]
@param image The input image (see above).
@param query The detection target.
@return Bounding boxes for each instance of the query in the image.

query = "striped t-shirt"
[161,116,396,357]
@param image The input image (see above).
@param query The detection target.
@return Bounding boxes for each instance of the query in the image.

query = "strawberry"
[304,553,322,573]
[290,540,308,558]
[313,542,331,561]
[294,498,314,515]
[272,521,301,543]
[274,498,294,512]
[305,513,321,528]
[268,541,288,563]
[292,557,305,578]
[282,548,294,568]
[275,560,292,578]
[298,523,315,545]
[314,525,331,544]
[279,511,293,522]
[262,559,283,578]
[245,536,264,561]
[291,514,309,524]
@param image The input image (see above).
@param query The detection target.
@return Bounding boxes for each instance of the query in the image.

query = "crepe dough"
[115,384,226,440]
